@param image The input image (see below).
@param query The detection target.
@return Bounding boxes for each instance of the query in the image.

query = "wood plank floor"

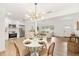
[52,37,67,56]
[0,51,5,56]
[0,37,79,56]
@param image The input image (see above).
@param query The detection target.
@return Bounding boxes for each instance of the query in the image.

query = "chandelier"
[31,3,41,20]
[25,3,42,21]
[25,3,53,35]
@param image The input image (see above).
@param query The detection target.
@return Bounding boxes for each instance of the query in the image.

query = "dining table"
[23,37,43,56]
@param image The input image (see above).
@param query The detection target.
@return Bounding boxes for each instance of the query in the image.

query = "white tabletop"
[23,38,43,48]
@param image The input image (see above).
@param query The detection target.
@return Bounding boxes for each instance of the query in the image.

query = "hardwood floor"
[52,37,67,56]
[0,37,79,56]
[0,51,5,56]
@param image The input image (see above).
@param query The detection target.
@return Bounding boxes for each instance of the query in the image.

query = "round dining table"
[23,38,43,56]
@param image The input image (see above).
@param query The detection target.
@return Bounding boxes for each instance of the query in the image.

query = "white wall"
[25,13,79,37]
[0,9,5,51]
[39,13,79,37]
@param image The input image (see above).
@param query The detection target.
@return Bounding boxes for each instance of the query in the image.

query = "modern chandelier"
[31,3,41,20]
[25,3,52,35]
[25,3,42,21]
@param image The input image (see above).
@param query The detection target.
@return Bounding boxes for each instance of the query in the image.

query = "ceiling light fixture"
[31,3,42,21]
[25,3,42,21]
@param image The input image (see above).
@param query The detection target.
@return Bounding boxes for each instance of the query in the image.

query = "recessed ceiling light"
[25,14,30,18]
[65,26,70,29]
[7,12,11,15]
[41,12,46,15]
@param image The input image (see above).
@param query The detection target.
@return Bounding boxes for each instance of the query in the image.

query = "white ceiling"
[0,3,79,21]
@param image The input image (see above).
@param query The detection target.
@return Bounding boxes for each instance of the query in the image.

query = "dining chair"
[13,41,20,56]
[46,37,52,43]
[39,42,55,56]
[39,41,47,56]
[14,39,31,56]
[5,40,19,56]
[47,42,55,56]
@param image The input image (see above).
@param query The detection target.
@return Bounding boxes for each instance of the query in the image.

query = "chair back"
[39,41,47,56]
[42,42,47,50]
[39,41,47,50]
[5,40,19,56]
[14,39,30,56]
[47,42,55,56]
